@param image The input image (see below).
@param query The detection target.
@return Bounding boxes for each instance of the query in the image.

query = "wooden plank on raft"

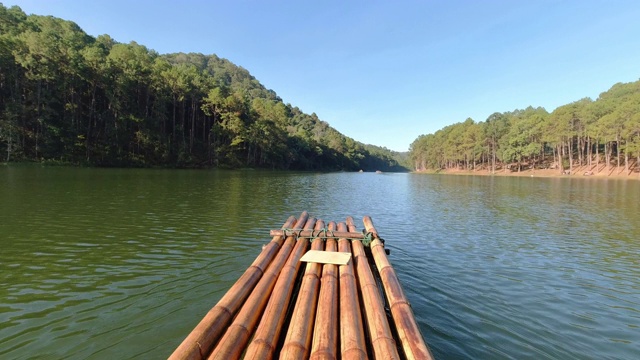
[170,212,433,360]
[300,250,352,265]
[347,217,401,360]
[364,216,435,360]
[270,229,371,240]
[280,232,325,360]
[310,221,339,359]
[168,213,304,360]
[336,221,367,359]
[207,216,317,360]
[243,219,323,360]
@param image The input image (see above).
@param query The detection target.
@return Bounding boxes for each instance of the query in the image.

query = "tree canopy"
[410,81,640,175]
[0,5,407,171]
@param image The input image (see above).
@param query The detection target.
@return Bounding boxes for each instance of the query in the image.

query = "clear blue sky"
[5,1,640,152]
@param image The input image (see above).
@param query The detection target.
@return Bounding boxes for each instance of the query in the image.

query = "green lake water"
[1,166,639,359]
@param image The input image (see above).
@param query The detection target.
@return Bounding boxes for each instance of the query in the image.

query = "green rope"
[278,228,383,247]
[361,231,373,247]
[285,228,303,240]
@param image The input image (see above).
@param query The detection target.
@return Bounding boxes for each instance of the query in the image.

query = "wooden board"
[300,250,352,265]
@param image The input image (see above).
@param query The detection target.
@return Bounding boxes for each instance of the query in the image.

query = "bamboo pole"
[336,222,368,360]
[243,219,321,360]
[363,216,434,360]
[169,214,303,360]
[207,216,316,360]
[310,221,339,360]
[279,221,326,360]
[270,229,366,240]
[347,217,400,360]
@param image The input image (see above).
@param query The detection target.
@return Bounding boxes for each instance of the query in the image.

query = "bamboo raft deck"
[169,211,434,360]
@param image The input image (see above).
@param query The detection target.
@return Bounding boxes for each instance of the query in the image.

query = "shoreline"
[414,165,640,181]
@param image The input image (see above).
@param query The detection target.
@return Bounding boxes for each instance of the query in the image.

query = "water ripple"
[1,169,639,359]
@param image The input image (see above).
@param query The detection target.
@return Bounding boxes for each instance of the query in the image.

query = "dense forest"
[410,80,640,175]
[0,5,407,171]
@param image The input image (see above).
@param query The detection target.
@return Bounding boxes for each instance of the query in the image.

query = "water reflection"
[405,174,640,359]
[0,168,638,359]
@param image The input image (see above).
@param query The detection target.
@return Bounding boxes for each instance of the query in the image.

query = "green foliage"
[0,5,407,171]
[411,84,640,173]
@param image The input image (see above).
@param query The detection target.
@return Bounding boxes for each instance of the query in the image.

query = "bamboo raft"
[169,211,434,360]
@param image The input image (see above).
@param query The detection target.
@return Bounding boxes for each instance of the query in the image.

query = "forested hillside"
[0,5,406,171]
[410,80,640,175]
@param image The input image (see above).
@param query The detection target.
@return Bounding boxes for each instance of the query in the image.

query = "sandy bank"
[414,165,640,180]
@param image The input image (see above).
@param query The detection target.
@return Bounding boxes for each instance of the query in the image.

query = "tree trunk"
[6,127,11,162]
[595,138,600,171]
[87,83,97,162]
[492,137,496,174]
[625,139,629,174]
[182,99,187,151]
[577,136,583,166]
[616,134,621,167]
[190,99,196,154]
[532,154,536,173]
[203,114,207,143]
[557,144,563,174]
[36,79,41,159]
[172,95,176,142]
[568,139,573,174]
[587,137,591,167]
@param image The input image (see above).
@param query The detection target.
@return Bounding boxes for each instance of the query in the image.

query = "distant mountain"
[0,4,408,171]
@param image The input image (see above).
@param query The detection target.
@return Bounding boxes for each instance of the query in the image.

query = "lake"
[1,166,639,359]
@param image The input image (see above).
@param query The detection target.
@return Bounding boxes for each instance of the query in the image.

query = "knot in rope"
[362,231,373,247]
